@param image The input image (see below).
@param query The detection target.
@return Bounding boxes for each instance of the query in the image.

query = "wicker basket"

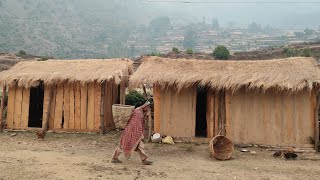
[209,134,234,160]
[112,104,135,129]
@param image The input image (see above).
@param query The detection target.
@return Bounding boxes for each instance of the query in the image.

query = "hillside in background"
[0,52,41,71]
[1,0,320,59]
[0,0,148,59]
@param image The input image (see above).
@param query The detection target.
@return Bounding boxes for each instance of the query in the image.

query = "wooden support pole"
[100,81,106,135]
[142,84,152,141]
[0,86,7,132]
[119,79,126,105]
[142,85,148,98]
[218,90,226,136]
[315,95,320,152]
[43,86,54,132]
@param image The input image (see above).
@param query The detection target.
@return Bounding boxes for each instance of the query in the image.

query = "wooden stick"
[148,109,152,141]
[119,79,126,105]
[100,81,106,135]
[315,95,320,152]
[0,86,7,132]
[142,85,148,98]
[43,86,54,132]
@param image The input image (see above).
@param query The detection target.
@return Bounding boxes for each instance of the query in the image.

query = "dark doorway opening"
[117,84,121,104]
[196,87,207,137]
[28,83,45,128]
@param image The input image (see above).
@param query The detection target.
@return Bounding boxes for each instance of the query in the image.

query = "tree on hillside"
[186,48,193,54]
[183,29,197,49]
[301,48,312,57]
[213,45,230,60]
[17,50,27,57]
[172,47,180,53]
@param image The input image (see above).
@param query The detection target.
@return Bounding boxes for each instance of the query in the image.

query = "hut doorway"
[196,87,207,137]
[28,83,45,128]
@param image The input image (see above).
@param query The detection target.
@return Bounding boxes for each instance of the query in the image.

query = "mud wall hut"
[0,59,133,132]
[130,57,320,149]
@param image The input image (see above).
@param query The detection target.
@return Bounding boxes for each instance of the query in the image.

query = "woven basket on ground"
[209,134,234,160]
[112,104,135,129]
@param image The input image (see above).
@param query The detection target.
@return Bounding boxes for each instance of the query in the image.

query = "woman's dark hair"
[134,98,153,108]
[135,100,145,108]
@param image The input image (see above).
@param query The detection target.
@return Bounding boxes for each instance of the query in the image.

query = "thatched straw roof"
[0,59,133,87]
[130,56,320,93]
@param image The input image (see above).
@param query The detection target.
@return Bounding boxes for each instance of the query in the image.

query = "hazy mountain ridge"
[0,0,319,58]
[0,0,148,58]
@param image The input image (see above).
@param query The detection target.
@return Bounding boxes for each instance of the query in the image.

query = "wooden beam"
[69,84,75,129]
[153,85,161,133]
[0,86,7,132]
[87,83,95,130]
[94,82,101,130]
[63,84,70,129]
[206,90,214,138]
[6,86,16,129]
[100,81,106,135]
[42,85,50,129]
[49,85,57,130]
[13,87,23,129]
[43,86,54,131]
[21,88,30,128]
[315,95,320,152]
[218,90,226,135]
[119,79,126,105]
[225,91,231,137]
[80,84,88,129]
[74,83,81,130]
[54,84,64,129]
[104,80,114,128]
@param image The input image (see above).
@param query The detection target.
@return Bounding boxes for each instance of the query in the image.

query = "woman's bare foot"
[142,159,153,165]
[111,158,122,163]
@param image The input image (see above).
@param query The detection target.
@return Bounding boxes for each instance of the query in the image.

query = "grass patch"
[179,144,195,152]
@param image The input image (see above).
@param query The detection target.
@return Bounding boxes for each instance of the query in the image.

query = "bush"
[149,52,161,57]
[38,57,49,61]
[283,47,298,57]
[172,47,180,53]
[301,48,312,57]
[125,90,146,107]
[17,50,27,57]
[213,45,230,60]
[186,48,193,54]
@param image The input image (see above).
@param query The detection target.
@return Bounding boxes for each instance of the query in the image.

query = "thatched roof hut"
[0,59,133,133]
[130,56,320,93]
[131,57,320,150]
[0,59,133,88]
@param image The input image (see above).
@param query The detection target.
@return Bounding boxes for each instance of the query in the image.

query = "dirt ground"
[0,131,320,180]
